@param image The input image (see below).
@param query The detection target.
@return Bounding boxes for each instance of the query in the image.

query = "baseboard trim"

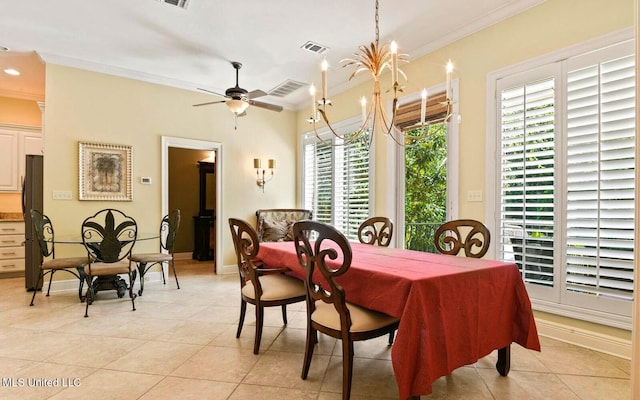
[218,264,236,275]
[536,318,632,360]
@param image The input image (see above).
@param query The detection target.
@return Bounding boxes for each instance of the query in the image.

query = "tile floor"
[0,260,631,399]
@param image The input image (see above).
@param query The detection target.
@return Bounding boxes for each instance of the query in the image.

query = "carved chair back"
[357,216,394,247]
[81,209,138,263]
[434,219,490,258]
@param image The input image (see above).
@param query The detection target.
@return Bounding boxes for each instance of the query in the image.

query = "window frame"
[486,28,634,329]
[300,116,375,240]
[394,81,460,248]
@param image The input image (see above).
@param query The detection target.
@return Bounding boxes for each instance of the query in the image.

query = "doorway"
[162,136,222,273]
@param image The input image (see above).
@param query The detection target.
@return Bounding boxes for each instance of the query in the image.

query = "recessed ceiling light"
[4,68,20,76]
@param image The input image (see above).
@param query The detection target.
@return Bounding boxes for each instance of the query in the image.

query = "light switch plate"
[140,177,152,185]
[467,190,483,202]
[52,190,73,200]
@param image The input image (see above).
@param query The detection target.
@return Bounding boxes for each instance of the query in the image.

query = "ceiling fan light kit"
[193,61,282,128]
[226,98,249,114]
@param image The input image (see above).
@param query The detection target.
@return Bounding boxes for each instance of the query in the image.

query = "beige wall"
[295,0,634,341]
[0,96,42,127]
[43,65,297,266]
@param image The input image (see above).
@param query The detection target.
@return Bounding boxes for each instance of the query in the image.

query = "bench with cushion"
[255,209,312,242]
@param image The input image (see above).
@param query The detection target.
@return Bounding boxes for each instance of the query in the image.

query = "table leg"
[77,266,86,302]
[496,345,511,376]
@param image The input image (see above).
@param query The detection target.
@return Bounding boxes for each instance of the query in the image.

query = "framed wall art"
[79,142,133,201]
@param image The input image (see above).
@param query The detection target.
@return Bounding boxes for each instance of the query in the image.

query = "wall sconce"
[254,158,275,192]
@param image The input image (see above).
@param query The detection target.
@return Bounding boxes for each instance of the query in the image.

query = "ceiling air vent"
[157,0,189,9]
[301,41,328,55]
[269,79,307,98]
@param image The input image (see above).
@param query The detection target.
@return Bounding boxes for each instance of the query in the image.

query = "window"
[492,37,635,326]
[395,90,450,252]
[302,118,371,239]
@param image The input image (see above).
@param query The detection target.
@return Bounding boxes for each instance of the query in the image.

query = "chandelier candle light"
[308,0,455,146]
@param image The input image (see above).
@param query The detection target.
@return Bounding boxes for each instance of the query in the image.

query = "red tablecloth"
[258,241,540,399]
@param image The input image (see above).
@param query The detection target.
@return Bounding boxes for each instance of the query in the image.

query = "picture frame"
[79,142,133,201]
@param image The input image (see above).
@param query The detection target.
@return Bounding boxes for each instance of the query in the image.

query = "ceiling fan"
[193,61,283,118]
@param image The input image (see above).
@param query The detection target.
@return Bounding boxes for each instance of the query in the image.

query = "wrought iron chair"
[81,208,138,317]
[293,220,400,400]
[129,209,181,295]
[434,219,491,258]
[29,210,92,306]
[357,216,394,247]
[229,218,306,354]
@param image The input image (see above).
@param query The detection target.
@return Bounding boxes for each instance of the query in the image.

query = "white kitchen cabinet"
[0,221,25,274]
[0,128,42,192]
[0,131,19,191]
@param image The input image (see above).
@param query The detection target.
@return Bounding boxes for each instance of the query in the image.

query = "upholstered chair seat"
[312,301,399,333]
[241,274,306,301]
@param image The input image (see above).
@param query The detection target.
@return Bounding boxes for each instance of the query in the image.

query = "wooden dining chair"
[357,216,396,344]
[129,209,181,295]
[29,210,92,306]
[293,220,400,400]
[81,208,138,317]
[434,219,491,258]
[228,218,306,354]
[357,216,393,247]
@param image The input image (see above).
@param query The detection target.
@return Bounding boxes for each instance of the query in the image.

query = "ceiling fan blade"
[197,87,228,98]
[193,100,226,107]
[247,89,268,99]
[249,100,283,112]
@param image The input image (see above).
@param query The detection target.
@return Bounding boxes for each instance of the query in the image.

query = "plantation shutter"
[565,43,635,307]
[333,138,370,237]
[304,140,333,224]
[394,91,449,131]
[498,71,557,290]
[302,119,372,240]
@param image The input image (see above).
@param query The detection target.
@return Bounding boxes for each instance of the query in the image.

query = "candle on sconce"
[321,59,328,100]
[268,159,276,169]
[446,60,453,100]
[253,158,261,169]
[390,41,398,85]
[420,89,427,125]
[309,84,317,117]
[360,96,367,126]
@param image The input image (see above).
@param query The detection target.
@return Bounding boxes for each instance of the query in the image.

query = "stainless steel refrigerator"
[22,154,43,291]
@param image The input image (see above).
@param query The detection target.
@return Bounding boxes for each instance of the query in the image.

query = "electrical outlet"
[52,190,73,200]
[144,276,151,281]
[467,190,483,202]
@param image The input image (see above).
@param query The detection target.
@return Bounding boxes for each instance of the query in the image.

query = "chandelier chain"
[375,0,380,46]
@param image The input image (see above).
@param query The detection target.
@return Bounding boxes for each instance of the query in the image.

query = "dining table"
[257,241,541,400]
[48,232,159,299]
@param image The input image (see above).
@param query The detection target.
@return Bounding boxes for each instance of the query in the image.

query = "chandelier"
[308,0,455,147]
